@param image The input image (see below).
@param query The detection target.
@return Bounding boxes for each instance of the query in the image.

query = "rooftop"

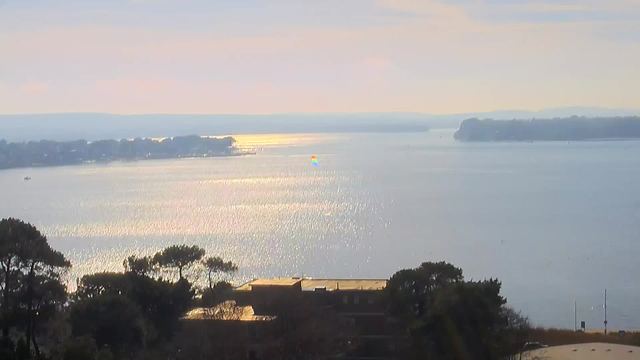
[182,300,277,322]
[235,278,387,291]
[302,279,387,291]
[236,278,303,290]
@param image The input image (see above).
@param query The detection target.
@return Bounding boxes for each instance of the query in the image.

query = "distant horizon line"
[2,106,640,117]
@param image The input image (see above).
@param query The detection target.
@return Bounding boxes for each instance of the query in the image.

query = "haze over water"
[1,130,639,330]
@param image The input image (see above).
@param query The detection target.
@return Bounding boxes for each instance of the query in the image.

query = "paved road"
[526,343,640,360]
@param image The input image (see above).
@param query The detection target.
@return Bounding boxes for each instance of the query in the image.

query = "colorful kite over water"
[311,156,318,166]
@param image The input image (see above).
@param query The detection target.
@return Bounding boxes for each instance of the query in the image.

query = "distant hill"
[0,113,430,142]
[1,107,639,141]
[454,116,640,142]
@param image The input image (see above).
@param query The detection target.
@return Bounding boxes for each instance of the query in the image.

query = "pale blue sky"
[1,0,638,114]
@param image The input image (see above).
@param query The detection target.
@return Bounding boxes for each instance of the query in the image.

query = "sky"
[0,0,639,114]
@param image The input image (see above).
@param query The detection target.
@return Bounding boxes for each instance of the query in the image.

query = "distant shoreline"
[454,116,640,142]
[0,135,253,171]
[3,108,640,142]
[457,137,640,143]
[9,152,257,173]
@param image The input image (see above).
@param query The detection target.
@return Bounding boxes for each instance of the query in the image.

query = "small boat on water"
[24,177,31,181]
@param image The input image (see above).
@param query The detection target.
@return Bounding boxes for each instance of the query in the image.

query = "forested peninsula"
[0,135,241,170]
[454,116,640,142]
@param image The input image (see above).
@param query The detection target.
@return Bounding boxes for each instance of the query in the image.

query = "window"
[354,294,360,304]
[343,295,349,304]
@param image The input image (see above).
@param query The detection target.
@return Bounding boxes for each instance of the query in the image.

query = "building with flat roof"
[235,278,388,292]
[234,277,401,359]
[183,277,402,359]
[179,300,278,360]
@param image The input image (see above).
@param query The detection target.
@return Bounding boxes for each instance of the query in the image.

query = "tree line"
[454,116,640,141]
[0,135,236,170]
[1,217,531,360]
[385,261,530,360]
[0,218,237,360]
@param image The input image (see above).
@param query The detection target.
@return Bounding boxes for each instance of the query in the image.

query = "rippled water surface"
[2,130,640,330]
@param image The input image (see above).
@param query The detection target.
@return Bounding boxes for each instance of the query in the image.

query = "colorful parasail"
[311,156,318,166]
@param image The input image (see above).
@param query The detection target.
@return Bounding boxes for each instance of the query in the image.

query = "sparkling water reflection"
[1,130,640,330]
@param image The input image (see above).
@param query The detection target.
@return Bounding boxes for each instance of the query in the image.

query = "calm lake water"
[2,130,640,330]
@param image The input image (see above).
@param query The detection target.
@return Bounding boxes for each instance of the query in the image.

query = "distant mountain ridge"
[1,107,639,141]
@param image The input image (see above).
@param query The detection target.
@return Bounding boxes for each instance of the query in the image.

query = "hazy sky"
[1,0,639,114]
